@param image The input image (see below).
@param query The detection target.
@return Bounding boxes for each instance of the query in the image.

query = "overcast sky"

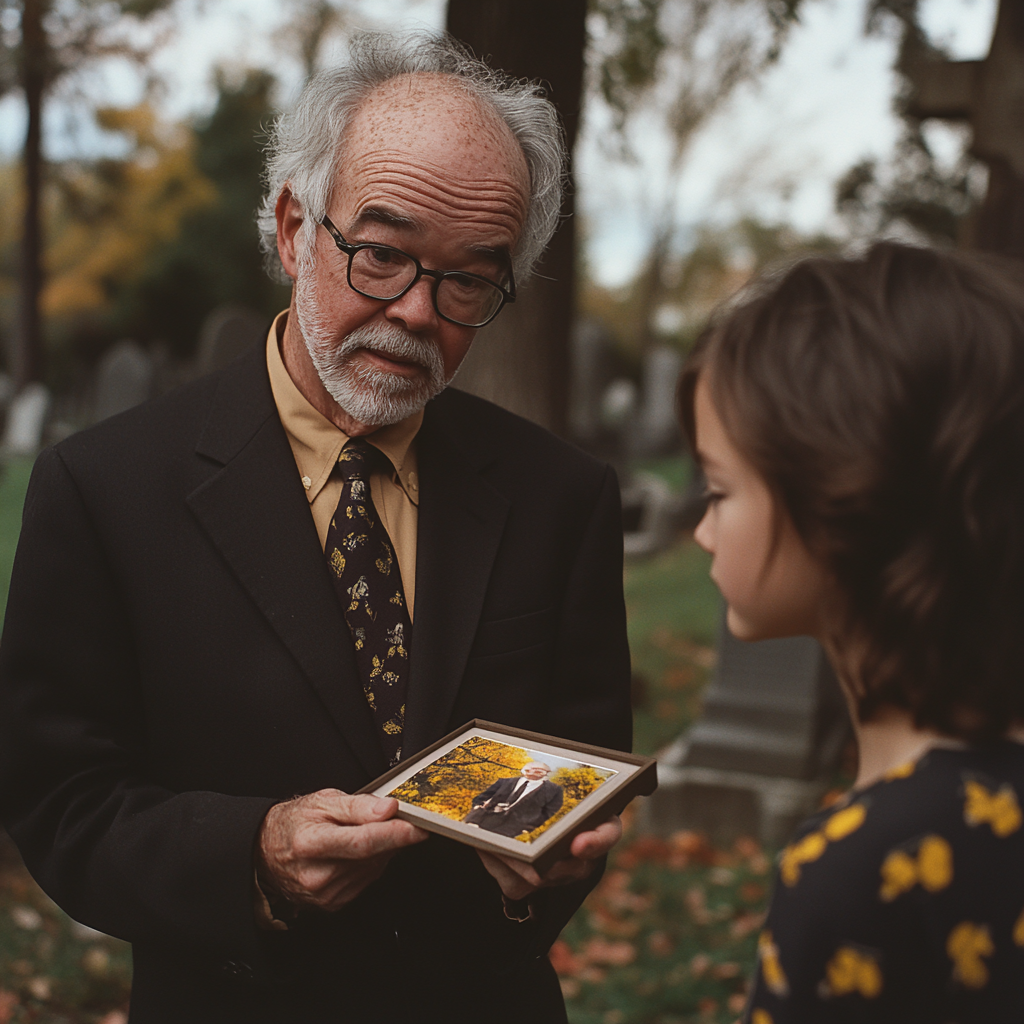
[0,0,999,286]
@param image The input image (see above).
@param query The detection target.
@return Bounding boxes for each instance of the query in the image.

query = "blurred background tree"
[1,0,178,388]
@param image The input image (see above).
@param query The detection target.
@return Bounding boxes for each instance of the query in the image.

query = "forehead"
[333,74,530,252]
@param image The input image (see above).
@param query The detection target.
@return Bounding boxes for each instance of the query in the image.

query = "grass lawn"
[0,454,770,1024]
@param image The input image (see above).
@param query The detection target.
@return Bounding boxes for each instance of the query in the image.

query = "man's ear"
[276,187,304,280]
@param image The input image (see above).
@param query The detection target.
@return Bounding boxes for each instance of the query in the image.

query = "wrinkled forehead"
[341,72,530,197]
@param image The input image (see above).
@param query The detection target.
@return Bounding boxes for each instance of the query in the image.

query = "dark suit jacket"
[471,777,564,837]
[0,346,631,1024]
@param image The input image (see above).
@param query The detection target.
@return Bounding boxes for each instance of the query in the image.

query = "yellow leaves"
[1014,906,1024,948]
[947,922,993,989]
[822,946,882,999]
[751,1011,774,1024]
[963,779,1022,837]
[42,103,215,320]
[878,834,953,902]
[329,549,346,578]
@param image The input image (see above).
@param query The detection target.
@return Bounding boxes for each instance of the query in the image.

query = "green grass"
[0,458,35,624]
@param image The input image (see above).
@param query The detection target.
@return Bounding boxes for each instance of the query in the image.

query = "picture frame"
[358,720,658,874]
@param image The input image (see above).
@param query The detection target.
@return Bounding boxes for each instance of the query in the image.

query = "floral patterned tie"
[325,438,410,766]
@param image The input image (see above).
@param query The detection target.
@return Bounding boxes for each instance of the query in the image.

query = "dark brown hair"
[679,241,1024,740]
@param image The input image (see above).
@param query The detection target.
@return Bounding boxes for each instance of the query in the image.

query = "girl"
[679,241,1024,1023]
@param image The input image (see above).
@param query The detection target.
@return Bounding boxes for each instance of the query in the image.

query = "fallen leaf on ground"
[648,930,674,955]
[690,953,712,977]
[728,992,748,1012]
[10,905,42,930]
[0,990,19,1024]
[584,937,637,966]
[27,977,51,1001]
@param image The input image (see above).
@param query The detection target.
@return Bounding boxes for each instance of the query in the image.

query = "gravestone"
[633,345,683,456]
[569,317,615,445]
[197,305,267,376]
[93,341,154,423]
[639,615,850,846]
[2,382,51,455]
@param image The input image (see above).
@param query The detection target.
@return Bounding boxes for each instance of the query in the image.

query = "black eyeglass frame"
[320,216,516,328]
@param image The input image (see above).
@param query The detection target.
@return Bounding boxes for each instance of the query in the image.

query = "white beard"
[294,254,452,427]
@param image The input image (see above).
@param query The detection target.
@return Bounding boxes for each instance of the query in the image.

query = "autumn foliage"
[388,736,613,842]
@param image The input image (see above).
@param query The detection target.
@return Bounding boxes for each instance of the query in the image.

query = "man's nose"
[384,276,439,333]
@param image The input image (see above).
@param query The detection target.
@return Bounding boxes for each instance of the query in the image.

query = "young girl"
[679,241,1024,1023]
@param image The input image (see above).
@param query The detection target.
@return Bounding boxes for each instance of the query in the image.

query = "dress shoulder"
[746,741,1024,1023]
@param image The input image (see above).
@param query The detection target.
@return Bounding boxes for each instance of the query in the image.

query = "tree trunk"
[18,0,47,387]
[445,0,587,436]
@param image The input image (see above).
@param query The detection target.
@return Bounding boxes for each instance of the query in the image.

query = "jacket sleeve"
[527,461,632,951]
[0,447,277,968]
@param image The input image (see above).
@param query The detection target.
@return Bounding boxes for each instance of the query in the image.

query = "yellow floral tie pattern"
[325,439,410,766]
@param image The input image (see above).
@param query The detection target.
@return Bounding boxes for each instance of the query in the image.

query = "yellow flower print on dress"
[1013,906,1024,947]
[758,930,789,997]
[947,922,993,988]
[821,946,882,999]
[823,803,867,841]
[883,760,916,781]
[780,803,866,886]
[963,779,1022,837]
[879,834,953,902]
[780,831,828,885]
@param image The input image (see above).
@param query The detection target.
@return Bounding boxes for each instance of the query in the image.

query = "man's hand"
[476,816,622,901]
[257,789,428,913]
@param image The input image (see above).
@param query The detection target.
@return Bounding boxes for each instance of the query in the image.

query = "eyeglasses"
[320,216,516,328]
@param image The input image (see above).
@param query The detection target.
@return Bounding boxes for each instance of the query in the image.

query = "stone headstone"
[2,383,51,455]
[197,305,267,376]
[94,341,154,423]
[569,317,615,444]
[634,345,683,455]
[639,614,850,846]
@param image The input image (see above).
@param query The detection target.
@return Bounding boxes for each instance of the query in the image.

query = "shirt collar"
[266,310,422,506]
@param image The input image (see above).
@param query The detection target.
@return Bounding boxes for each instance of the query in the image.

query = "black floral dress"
[745,740,1024,1024]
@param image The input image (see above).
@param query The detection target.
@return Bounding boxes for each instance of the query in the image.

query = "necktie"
[324,438,411,766]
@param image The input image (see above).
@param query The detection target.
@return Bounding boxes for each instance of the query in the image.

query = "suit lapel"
[403,396,510,756]
[186,350,385,780]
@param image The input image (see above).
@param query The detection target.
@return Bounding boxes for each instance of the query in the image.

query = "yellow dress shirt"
[265,311,421,620]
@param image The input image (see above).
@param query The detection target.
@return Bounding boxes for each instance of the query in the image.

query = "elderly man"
[0,33,630,1024]
[466,763,565,838]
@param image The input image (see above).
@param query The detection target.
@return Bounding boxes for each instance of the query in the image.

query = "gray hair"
[257,31,567,283]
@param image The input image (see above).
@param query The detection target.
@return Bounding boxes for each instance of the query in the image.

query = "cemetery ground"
[0,456,788,1024]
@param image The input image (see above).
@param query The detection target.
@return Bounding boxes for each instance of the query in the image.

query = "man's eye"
[703,489,725,505]
[367,247,398,266]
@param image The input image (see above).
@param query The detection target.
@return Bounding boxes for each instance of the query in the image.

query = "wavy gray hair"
[257,31,567,284]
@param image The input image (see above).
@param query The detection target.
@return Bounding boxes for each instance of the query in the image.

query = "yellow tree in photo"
[390,737,532,821]
[517,765,615,843]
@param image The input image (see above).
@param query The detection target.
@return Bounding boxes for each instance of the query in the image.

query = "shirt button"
[301,476,312,490]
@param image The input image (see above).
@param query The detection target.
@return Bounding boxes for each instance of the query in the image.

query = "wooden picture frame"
[358,720,658,874]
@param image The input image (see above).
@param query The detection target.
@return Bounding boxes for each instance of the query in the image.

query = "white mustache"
[336,322,445,379]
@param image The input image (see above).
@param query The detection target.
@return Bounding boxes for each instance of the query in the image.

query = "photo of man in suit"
[0,31,631,1024]
[465,763,564,838]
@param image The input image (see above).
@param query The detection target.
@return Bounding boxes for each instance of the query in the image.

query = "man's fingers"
[300,817,427,861]
[568,815,622,860]
[312,791,401,826]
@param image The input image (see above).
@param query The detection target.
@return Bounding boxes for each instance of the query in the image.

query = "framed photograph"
[358,720,658,873]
